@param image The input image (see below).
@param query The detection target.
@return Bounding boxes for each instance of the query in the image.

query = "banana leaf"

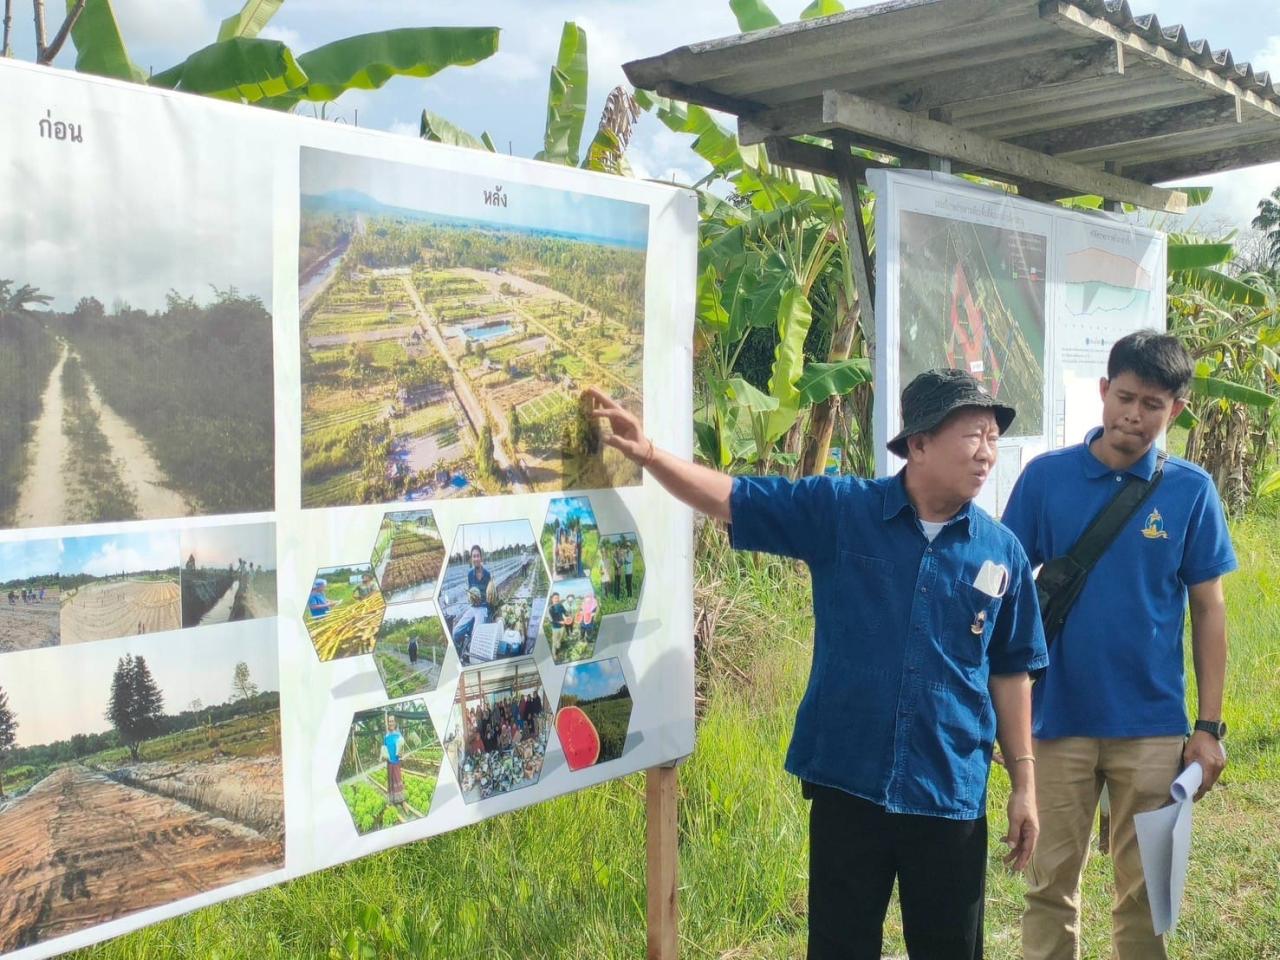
[730,0,782,31]
[67,0,145,82]
[796,358,872,405]
[800,0,846,18]
[217,0,284,41]
[420,109,494,151]
[536,23,589,165]
[152,38,307,102]
[282,27,500,106]
[1190,376,1275,407]
[765,284,814,441]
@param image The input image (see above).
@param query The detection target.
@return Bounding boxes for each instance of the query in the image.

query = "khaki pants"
[1023,736,1184,960]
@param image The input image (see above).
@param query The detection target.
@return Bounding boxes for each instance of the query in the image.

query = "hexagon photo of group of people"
[304,499,644,836]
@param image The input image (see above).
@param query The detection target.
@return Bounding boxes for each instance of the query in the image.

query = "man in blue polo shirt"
[1002,331,1235,960]
[587,370,1048,959]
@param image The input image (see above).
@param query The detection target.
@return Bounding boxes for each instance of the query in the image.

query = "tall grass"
[71,514,1280,960]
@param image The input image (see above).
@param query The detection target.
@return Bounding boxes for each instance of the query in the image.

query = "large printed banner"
[0,59,697,960]
[870,170,1167,511]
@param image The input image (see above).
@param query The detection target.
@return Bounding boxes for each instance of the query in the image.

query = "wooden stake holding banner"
[647,763,680,959]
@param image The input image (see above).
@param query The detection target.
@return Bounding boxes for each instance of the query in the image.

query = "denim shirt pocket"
[946,578,1003,668]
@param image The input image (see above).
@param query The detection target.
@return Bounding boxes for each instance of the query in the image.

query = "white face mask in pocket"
[972,560,1009,599]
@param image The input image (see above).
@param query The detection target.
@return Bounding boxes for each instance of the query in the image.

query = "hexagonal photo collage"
[443,658,550,803]
[307,498,648,835]
[439,519,548,667]
[336,698,443,834]
[539,496,645,663]
[304,509,446,667]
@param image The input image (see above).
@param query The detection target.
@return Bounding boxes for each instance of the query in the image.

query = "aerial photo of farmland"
[297,147,648,507]
[0,629,283,951]
[897,211,1047,437]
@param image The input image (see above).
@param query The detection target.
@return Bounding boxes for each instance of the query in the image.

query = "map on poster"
[0,59,696,960]
[871,170,1166,514]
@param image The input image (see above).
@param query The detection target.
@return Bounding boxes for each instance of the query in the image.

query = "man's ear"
[1098,377,1110,402]
[906,433,926,460]
[1168,396,1189,426]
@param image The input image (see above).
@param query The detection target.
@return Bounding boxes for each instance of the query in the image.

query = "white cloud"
[388,120,419,138]
[1253,35,1280,74]
[259,25,305,51]
[113,0,216,52]
[1167,164,1280,236]
[79,538,178,577]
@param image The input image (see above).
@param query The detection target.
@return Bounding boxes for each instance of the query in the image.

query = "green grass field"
[68,512,1280,960]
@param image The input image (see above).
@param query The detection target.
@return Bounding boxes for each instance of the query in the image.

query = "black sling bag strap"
[1035,451,1168,649]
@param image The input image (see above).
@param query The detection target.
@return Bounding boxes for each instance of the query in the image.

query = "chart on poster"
[0,59,696,960]
[871,170,1166,513]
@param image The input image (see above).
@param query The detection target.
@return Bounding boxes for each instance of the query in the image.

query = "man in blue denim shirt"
[587,370,1048,960]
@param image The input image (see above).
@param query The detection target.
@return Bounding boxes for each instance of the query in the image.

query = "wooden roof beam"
[1042,0,1280,120]
[1009,94,1242,158]
[764,137,898,180]
[821,88,1188,212]
[1122,139,1280,184]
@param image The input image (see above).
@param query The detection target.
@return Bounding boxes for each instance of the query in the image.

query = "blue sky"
[543,496,598,530]
[548,576,594,602]
[302,147,650,248]
[8,0,1278,233]
[562,657,627,702]
[0,540,60,581]
[61,531,181,577]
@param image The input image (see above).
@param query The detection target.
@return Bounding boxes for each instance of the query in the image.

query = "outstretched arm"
[584,387,733,523]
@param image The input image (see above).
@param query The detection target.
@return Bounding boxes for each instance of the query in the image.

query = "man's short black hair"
[1106,330,1193,397]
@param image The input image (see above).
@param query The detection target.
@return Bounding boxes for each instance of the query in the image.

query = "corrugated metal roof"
[623,0,1280,192]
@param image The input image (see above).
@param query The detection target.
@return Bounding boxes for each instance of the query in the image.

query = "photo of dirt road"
[60,532,181,644]
[0,540,60,653]
[897,211,1047,437]
[0,629,283,951]
[0,87,274,531]
[298,148,648,507]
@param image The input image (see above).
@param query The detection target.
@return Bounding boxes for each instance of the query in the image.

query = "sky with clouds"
[5,0,1279,235]
[60,530,181,577]
[562,657,627,702]
[0,625,280,746]
[179,522,277,569]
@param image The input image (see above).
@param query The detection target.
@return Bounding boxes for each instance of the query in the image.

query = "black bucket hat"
[888,368,1016,458]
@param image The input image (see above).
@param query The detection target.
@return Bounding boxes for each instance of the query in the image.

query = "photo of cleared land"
[372,600,448,698]
[0,539,60,653]
[440,520,549,667]
[0,629,283,951]
[60,532,181,644]
[336,698,442,835]
[0,114,274,530]
[298,148,647,507]
[898,211,1047,437]
[304,564,386,662]
[180,523,278,628]
[370,510,445,604]
[556,658,633,771]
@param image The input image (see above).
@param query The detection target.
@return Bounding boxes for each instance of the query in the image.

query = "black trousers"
[805,782,986,960]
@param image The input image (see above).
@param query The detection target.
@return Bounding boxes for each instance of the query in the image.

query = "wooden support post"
[646,764,679,960]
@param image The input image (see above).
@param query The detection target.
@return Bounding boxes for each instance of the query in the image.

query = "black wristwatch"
[1194,719,1227,740]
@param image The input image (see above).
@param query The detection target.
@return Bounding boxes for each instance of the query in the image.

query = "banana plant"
[60,0,499,109]
[420,22,643,177]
